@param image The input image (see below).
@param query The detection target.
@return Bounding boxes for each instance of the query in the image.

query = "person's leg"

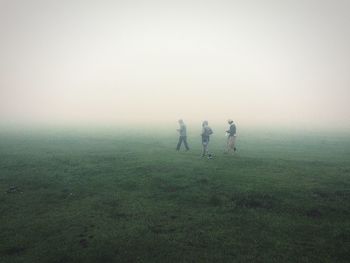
[183,136,190,150]
[225,136,230,153]
[176,136,183,150]
[227,136,233,154]
[202,142,207,157]
[230,136,236,152]
[207,142,212,158]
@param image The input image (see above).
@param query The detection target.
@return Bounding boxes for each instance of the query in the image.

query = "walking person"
[176,119,189,151]
[225,119,237,154]
[201,120,213,159]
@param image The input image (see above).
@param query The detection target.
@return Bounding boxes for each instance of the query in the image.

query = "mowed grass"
[0,127,349,263]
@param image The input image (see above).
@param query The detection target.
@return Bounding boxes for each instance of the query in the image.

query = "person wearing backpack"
[201,120,213,159]
[176,119,190,151]
[225,119,237,154]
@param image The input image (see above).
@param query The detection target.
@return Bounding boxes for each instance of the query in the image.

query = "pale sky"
[0,0,349,129]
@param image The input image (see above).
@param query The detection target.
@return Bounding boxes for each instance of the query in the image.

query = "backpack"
[205,127,213,136]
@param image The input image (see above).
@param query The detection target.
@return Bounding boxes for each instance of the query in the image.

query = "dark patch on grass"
[231,192,276,209]
[209,194,223,206]
[79,239,88,248]
[306,209,322,219]
[119,181,138,191]
[54,255,72,263]
[312,190,350,201]
[163,186,178,192]
[110,212,131,219]
[101,199,119,208]
[90,253,117,262]
[99,199,134,219]
[148,224,163,234]
[197,178,209,184]
[335,231,350,242]
[3,246,26,256]
[312,191,329,199]
[151,176,189,193]
[146,216,178,234]
[148,223,177,234]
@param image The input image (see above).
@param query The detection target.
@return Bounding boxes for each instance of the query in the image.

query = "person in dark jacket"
[201,120,213,158]
[176,119,189,151]
[225,119,237,154]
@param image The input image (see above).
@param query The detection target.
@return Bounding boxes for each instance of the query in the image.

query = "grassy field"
[0,127,349,262]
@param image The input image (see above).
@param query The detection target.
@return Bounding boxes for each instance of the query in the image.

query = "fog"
[1,0,349,130]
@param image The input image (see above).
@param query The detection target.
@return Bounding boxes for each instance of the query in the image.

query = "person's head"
[202,120,208,127]
[178,119,184,124]
[228,119,233,125]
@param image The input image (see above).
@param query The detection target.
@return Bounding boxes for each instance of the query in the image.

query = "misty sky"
[1,0,349,128]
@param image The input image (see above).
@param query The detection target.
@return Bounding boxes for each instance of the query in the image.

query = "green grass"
[0,128,349,262]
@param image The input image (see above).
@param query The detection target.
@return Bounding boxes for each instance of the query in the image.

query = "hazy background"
[1,0,349,130]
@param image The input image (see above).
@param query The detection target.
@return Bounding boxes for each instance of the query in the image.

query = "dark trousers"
[176,136,189,150]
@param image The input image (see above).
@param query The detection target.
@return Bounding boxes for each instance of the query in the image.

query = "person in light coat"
[225,119,237,154]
